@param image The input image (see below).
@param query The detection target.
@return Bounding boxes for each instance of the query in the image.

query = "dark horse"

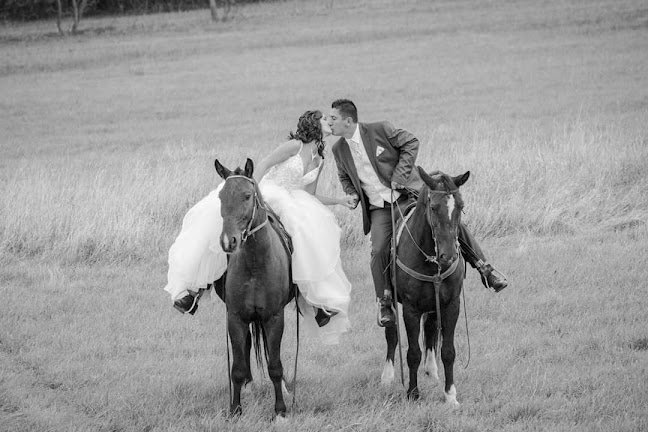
[383,168,470,407]
[214,158,294,418]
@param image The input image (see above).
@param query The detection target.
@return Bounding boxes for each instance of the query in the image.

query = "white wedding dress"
[164,145,352,345]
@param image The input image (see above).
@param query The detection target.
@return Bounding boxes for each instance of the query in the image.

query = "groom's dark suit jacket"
[332,121,424,235]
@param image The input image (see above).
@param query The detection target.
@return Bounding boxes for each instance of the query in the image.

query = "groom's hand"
[346,194,360,209]
[391,181,406,190]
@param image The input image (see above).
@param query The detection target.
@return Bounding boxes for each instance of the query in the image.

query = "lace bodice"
[263,145,321,191]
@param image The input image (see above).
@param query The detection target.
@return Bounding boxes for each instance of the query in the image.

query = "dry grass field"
[1,0,648,431]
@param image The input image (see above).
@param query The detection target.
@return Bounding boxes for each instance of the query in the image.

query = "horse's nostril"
[221,235,232,252]
[221,235,239,252]
[439,253,454,264]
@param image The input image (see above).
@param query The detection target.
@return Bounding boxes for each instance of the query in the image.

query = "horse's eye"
[244,193,253,200]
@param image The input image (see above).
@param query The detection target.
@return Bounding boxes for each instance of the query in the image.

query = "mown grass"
[2,233,647,431]
[1,0,647,430]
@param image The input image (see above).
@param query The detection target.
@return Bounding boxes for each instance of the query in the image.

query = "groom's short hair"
[332,99,358,123]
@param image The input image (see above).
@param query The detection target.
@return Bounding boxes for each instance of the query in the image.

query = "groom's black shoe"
[315,308,338,327]
[377,296,396,328]
[174,292,200,315]
[478,263,508,293]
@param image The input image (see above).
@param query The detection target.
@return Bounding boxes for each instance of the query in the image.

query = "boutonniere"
[376,146,385,157]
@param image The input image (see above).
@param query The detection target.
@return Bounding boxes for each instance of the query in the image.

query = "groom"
[328,99,508,327]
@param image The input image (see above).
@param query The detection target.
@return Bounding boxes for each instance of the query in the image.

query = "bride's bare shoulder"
[272,139,302,157]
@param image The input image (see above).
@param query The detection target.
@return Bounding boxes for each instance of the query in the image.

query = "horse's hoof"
[445,399,460,410]
[281,380,292,404]
[406,389,420,401]
[274,412,288,424]
[444,384,459,408]
[425,371,440,382]
[242,378,253,394]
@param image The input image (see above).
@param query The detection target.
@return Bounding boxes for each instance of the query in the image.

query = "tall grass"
[2,117,646,264]
[1,142,222,263]
[420,117,648,237]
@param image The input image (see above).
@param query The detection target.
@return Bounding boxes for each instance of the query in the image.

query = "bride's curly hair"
[288,110,325,158]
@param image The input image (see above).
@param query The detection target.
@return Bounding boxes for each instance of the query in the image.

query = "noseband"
[223,175,268,245]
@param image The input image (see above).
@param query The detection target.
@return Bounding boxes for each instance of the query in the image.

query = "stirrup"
[173,289,203,315]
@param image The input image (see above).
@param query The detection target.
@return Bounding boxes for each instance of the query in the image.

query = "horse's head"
[417,167,470,266]
[215,158,262,253]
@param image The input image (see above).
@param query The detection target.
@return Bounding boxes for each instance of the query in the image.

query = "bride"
[164,110,355,345]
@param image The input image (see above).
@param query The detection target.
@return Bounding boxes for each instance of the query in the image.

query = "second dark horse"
[215,158,294,418]
[382,168,470,408]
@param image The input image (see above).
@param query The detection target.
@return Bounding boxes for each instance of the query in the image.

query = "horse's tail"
[250,320,269,373]
[422,312,442,357]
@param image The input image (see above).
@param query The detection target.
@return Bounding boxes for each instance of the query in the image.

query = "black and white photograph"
[1,0,647,430]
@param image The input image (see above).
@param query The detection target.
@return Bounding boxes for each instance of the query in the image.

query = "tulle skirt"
[164,180,352,345]
[164,184,228,301]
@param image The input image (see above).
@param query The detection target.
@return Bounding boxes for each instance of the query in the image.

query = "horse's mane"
[420,170,464,207]
[431,172,455,192]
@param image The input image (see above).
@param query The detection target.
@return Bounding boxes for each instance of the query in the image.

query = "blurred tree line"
[1,0,274,21]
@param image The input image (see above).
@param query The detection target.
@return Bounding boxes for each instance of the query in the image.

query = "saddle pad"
[267,211,294,256]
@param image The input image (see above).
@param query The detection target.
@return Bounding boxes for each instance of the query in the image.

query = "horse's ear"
[215,159,232,180]
[452,171,470,188]
[244,158,254,178]
[418,166,436,187]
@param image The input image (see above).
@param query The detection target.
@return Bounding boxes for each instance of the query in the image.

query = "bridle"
[395,187,461,284]
[223,175,269,246]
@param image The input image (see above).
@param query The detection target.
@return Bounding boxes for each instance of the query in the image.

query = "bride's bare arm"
[313,193,349,207]
[304,165,356,209]
[253,140,301,183]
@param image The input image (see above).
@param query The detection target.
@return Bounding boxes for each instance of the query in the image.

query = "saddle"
[265,205,294,256]
[265,204,297,302]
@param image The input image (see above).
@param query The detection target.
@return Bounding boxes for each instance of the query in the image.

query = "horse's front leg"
[227,312,249,416]
[402,305,422,400]
[440,294,461,408]
[264,311,287,418]
[422,313,439,381]
[381,325,398,385]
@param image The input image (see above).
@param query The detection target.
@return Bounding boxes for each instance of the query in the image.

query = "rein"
[224,175,269,244]
[390,190,405,387]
